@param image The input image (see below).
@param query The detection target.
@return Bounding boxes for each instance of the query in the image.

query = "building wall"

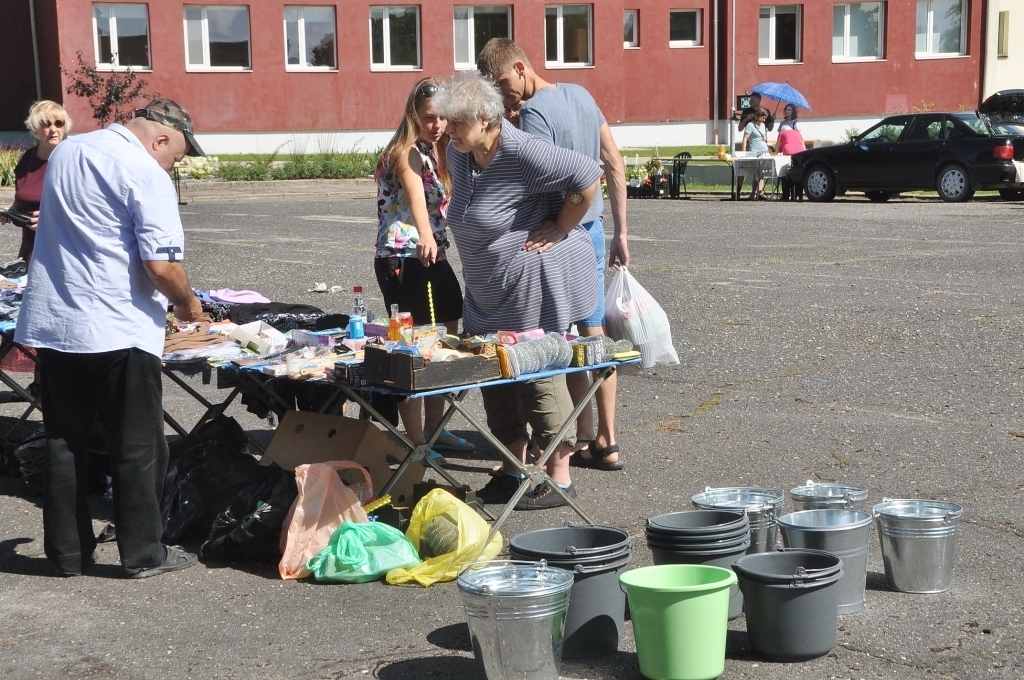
[7,0,987,151]
[982,0,1024,98]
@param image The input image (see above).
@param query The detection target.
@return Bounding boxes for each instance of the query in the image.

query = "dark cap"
[133,98,205,156]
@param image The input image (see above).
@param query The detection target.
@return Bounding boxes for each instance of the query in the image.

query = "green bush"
[0,147,23,187]
[215,161,271,181]
[271,152,377,180]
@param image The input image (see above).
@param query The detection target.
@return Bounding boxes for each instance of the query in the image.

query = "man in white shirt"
[16,99,204,578]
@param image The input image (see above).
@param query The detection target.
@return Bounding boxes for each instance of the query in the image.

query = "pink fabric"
[778,129,806,156]
[209,288,271,304]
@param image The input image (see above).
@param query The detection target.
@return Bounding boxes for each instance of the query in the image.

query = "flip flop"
[570,443,624,471]
[425,450,448,467]
[432,430,476,453]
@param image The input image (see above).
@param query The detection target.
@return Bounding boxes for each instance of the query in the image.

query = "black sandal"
[570,443,624,471]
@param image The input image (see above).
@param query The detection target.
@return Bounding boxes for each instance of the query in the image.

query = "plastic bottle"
[388,304,402,341]
[347,286,365,340]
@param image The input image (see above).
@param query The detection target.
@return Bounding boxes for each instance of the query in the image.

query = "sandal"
[570,443,624,471]
[432,430,476,453]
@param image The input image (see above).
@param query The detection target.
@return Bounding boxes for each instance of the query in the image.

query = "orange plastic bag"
[279,461,373,580]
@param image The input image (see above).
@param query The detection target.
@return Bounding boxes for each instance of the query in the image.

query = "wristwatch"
[568,192,584,205]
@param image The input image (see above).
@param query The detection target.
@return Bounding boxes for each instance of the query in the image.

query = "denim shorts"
[577,217,606,328]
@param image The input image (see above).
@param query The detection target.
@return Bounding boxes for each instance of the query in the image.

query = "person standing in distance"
[15,99,205,578]
[478,38,629,470]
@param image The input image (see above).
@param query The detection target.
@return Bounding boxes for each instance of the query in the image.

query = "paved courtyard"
[1,184,1022,679]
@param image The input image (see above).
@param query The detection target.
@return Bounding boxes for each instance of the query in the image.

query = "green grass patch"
[214,151,378,181]
[0,146,25,187]
[621,145,721,158]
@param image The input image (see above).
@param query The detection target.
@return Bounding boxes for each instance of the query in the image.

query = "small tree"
[60,50,157,128]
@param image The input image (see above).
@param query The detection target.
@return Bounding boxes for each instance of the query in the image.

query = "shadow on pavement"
[865,570,890,591]
[426,622,472,651]
[0,537,122,579]
[376,655,481,680]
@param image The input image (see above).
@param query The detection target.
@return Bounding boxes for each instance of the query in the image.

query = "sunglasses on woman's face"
[40,120,66,129]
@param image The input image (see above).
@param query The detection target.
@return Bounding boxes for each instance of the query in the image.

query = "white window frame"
[453,5,513,70]
[284,6,337,71]
[832,2,885,62]
[915,0,968,58]
[759,5,802,64]
[369,5,421,71]
[624,9,639,48]
[182,5,252,72]
[996,10,1009,58]
[92,3,151,71]
[545,4,593,68]
[669,9,703,48]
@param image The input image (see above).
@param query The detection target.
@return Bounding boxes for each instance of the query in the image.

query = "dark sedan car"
[787,97,1024,203]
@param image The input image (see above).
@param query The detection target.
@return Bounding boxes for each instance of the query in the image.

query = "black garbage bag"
[199,467,298,563]
[161,416,275,543]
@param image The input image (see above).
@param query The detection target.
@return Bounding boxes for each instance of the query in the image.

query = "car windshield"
[953,113,990,136]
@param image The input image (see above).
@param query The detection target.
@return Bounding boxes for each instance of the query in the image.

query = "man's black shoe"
[475,473,524,504]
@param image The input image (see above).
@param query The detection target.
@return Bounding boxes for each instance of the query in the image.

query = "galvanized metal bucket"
[872,499,963,594]
[457,560,574,680]
[692,487,785,553]
[778,509,873,614]
[790,480,869,511]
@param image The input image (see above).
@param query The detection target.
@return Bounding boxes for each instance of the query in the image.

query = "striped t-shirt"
[446,122,603,335]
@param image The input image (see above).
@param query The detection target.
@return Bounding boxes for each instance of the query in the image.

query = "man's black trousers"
[38,347,168,572]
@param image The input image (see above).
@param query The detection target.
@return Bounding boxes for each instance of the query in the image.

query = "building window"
[545,5,592,67]
[997,10,1009,58]
[759,5,802,63]
[669,9,702,47]
[370,6,420,70]
[624,9,638,47]
[915,0,967,56]
[93,3,150,69]
[454,6,512,69]
[184,5,251,70]
[832,3,884,60]
[284,6,336,70]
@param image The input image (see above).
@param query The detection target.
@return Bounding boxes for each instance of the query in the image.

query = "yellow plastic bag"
[386,488,501,586]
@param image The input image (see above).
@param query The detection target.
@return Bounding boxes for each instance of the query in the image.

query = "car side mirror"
[858,143,869,152]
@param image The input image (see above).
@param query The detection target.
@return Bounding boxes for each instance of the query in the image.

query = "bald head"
[125,117,189,173]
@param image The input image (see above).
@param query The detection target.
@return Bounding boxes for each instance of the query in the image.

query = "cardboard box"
[229,321,288,356]
[260,411,424,506]
[363,345,502,391]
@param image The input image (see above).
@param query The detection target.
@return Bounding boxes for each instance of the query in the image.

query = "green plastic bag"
[307,520,421,583]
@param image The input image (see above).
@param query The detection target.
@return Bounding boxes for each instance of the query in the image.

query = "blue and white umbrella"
[750,82,812,110]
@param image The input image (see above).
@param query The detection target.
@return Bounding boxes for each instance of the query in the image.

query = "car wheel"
[998,188,1024,201]
[804,166,836,202]
[936,164,974,202]
[865,191,894,203]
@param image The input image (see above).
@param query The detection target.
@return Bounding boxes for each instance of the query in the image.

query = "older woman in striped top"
[432,72,602,511]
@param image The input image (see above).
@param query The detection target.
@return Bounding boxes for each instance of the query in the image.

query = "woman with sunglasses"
[1,101,73,264]
[374,77,472,464]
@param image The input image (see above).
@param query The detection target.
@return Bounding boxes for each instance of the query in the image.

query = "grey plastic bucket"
[458,560,574,680]
[509,526,631,659]
[873,499,963,593]
[647,510,748,535]
[691,487,784,553]
[734,550,844,661]
[649,539,751,620]
[778,509,872,614]
[790,480,868,511]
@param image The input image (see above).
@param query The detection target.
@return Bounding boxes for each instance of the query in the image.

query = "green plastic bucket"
[619,564,736,680]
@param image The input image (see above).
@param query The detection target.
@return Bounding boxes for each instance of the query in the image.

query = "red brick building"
[2,1,986,151]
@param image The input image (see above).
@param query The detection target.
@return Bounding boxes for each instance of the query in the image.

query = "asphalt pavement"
[1,182,1023,679]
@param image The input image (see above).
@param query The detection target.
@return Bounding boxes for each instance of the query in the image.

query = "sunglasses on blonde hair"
[417,85,438,99]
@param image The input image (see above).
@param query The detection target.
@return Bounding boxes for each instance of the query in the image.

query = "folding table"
[331,359,641,543]
[0,327,41,445]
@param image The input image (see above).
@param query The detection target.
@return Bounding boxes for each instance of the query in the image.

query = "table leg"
[0,338,42,442]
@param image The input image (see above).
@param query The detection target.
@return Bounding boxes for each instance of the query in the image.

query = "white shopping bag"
[604,267,679,369]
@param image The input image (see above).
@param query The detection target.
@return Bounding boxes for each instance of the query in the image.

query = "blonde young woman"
[374,77,472,464]
[1,101,72,263]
